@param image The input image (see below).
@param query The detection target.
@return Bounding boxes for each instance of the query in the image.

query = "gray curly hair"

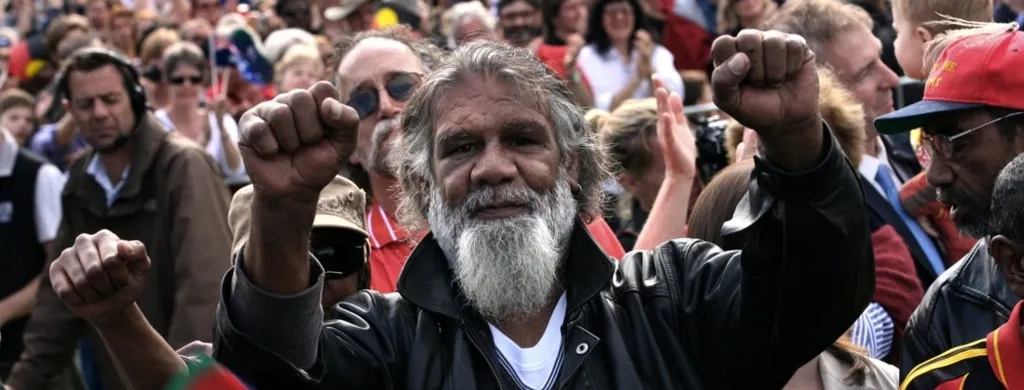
[397,41,608,232]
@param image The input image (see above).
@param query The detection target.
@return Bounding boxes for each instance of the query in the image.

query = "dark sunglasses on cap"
[311,238,368,281]
[346,72,421,120]
[169,75,204,85]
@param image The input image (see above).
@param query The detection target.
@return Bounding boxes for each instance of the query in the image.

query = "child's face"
[1,105,34,145]
[892,5,927,80]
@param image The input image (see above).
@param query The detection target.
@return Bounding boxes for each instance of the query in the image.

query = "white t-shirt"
[488,294,567,390]
[0,129,65,243]
[154,109,247,183]
[577,44,685,111]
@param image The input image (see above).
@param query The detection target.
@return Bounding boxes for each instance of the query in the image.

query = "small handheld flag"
[164,355,250,390]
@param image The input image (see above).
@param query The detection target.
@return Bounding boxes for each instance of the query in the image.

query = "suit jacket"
[862,134,940,287]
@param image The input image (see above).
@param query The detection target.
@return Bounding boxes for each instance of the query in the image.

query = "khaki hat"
[228,175,368,257]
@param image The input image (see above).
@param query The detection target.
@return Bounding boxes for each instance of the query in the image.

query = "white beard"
[368,116,401,177]
[427,174,577,323]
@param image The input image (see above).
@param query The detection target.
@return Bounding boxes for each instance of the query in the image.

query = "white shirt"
[86,154,130,208]
[577,44,684,111]
[0,129,66,243]
[857,137,903,197]
[488,294,567,390]
[154,109,248,182]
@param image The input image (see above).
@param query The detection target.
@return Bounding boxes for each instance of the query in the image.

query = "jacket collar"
[396,217,618,319]
[64,113,167,213]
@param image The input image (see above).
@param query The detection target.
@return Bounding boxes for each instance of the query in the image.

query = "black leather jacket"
[212,133,874,389]
[899,239,1020,377]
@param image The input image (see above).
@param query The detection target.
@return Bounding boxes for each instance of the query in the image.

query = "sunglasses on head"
[169,75,204,85]
[346,72,420,120]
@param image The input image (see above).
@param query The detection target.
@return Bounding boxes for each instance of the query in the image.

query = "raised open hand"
[238,81,360,203]
[711,29,820,138]
[50,230,150,326]
[653,76,696,179]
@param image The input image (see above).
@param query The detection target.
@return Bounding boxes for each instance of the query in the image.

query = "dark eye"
[507,134,539,147]
[450,143,477,156]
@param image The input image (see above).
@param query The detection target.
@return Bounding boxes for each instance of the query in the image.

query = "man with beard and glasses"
[5,48,232,390]
[184,31,865,388]
[498,0,543,48]
[872,24,1024,378]
[330,27,623,293]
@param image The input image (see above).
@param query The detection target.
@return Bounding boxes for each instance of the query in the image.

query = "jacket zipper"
[466,327,506,390]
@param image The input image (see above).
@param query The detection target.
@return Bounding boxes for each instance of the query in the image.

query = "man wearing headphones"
[5,48,233,390]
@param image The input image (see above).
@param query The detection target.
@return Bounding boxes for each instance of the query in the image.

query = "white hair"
[445,1,497,48]
[264,28,318,64]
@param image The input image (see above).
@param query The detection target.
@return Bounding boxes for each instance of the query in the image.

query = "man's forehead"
[435,78,551,133]
[67,65,125,97]
[336,38,423,86]
[823,26,879,77]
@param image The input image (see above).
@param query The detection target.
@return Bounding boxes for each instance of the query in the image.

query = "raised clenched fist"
[238,81,360,203]
[50,230,150,326]
[710,29,820,138]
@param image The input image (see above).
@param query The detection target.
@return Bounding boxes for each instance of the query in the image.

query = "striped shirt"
[851,302,895,360]
[365,201,628,293]
[901,301,1024,390]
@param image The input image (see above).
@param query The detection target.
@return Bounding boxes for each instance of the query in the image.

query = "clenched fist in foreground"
[710,29,823,171]
[50,230,149,326]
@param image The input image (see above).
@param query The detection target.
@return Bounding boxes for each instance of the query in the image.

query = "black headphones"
[56,47,148,117]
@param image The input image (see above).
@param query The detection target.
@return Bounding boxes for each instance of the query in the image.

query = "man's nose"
[378,91,403,118]
[92,101,111,118]
[471,143,518,186]
[879,61,900,90]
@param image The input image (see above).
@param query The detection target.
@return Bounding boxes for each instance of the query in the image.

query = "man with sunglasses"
[228,176,372,309]
[873,25,1024,378]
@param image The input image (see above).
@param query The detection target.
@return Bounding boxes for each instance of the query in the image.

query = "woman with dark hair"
[152,41,245,183]
[576,0,682,111]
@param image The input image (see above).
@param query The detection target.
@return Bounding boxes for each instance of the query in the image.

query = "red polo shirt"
[365,202,627,293]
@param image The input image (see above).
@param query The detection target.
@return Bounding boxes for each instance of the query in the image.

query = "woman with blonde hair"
[138,28,182,110]
[593,77,698,251]
[716,0,778,36]
[153,42,246,182]
[273,44,323,93]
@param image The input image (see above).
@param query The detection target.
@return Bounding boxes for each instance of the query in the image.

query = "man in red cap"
[873,23,1024,388]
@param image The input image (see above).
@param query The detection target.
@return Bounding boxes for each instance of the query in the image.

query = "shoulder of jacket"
[159,135,219,171]
[902,338,988,390]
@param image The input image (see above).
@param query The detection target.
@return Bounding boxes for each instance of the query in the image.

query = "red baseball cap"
[875,27,1024,134]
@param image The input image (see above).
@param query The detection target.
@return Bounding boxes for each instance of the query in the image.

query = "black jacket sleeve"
[213,259,410,389]
[620,128,875,389]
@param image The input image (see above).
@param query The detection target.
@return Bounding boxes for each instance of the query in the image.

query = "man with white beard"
[331,26,625,293]
[51,32,874,389]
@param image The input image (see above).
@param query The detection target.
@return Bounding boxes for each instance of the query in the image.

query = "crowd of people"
[0,0,1023,388]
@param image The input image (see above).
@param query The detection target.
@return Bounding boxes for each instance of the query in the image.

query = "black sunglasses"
[346,73,420,120]
[169,76,204,85]
[311,240,368,281]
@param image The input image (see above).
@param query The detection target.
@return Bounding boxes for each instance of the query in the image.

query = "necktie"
[875,164,945,276]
